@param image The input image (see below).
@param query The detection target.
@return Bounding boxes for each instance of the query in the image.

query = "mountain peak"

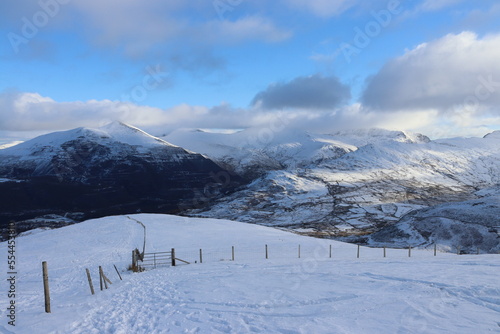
[0,122,178,157]
[484,130,500,139]
[97,121,176,148]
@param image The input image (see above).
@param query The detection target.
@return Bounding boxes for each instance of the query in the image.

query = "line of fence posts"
[188,243,443,263]
[134,242,485,275]
[168,242,457,267]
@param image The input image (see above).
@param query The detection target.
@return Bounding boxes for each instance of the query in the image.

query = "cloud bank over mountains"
[1,30,499,139]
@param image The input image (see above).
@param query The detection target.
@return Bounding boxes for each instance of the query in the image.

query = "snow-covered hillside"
[0,214,498,333]
[163,128,500,251]
[367,186,500,252]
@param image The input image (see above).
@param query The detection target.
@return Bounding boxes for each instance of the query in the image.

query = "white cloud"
[362,31,500,113]
[359,31,500,137]
[71,1,290,58]
[201,16,291,45]
[282,0,355,17]
[0,91,165,131]
[418,0,464,12]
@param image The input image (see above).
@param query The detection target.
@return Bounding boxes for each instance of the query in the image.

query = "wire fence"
[137,242,472,271]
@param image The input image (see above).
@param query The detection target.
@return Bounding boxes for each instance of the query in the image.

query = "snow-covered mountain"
[163,128,430,179]
[0,121,201,181]
[2,123,498,252]
[0,122,241,236]
[162,127,500,253]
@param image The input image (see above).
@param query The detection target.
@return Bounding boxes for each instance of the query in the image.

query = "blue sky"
[1,0,500,143]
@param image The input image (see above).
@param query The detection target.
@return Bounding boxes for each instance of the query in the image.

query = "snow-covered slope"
[1,214,498,333]
[367,186,500,252]
[163,128,500,251]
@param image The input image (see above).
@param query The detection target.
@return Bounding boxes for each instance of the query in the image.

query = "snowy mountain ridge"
[0,121,179,160]
[162,127,431,178]
[162,127,500,252]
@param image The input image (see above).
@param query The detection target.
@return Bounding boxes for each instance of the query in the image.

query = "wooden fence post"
[298,245,301,259]
[102,270,112,287]
[232,246,235,261]
[171,248,176,267]
[99,266,104,291]
[85,268,95,295]
[113,265,122,281]
[329,245,332,258]
[199,249,203,264]
[383,246,386,258]
[265,244,268,259]
[408,246,412,257]
[42,261,51,313]
[132,250,136,272]
[434,243,437,256]
[357,245,360,259]
[99,266,108,289]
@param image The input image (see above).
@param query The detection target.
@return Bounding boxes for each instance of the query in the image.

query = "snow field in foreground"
[0,214,499,333]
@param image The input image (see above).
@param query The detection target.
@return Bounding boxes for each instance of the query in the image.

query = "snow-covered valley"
[1,214,498,333]
[163,128,500,252]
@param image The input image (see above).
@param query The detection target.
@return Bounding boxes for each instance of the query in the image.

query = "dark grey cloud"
[251,74,351,110]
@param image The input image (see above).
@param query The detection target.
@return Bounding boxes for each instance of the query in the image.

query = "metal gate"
[141,251,172,269]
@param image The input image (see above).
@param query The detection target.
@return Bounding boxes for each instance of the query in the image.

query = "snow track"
[1,214,499,333]
[61,258,499,334]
